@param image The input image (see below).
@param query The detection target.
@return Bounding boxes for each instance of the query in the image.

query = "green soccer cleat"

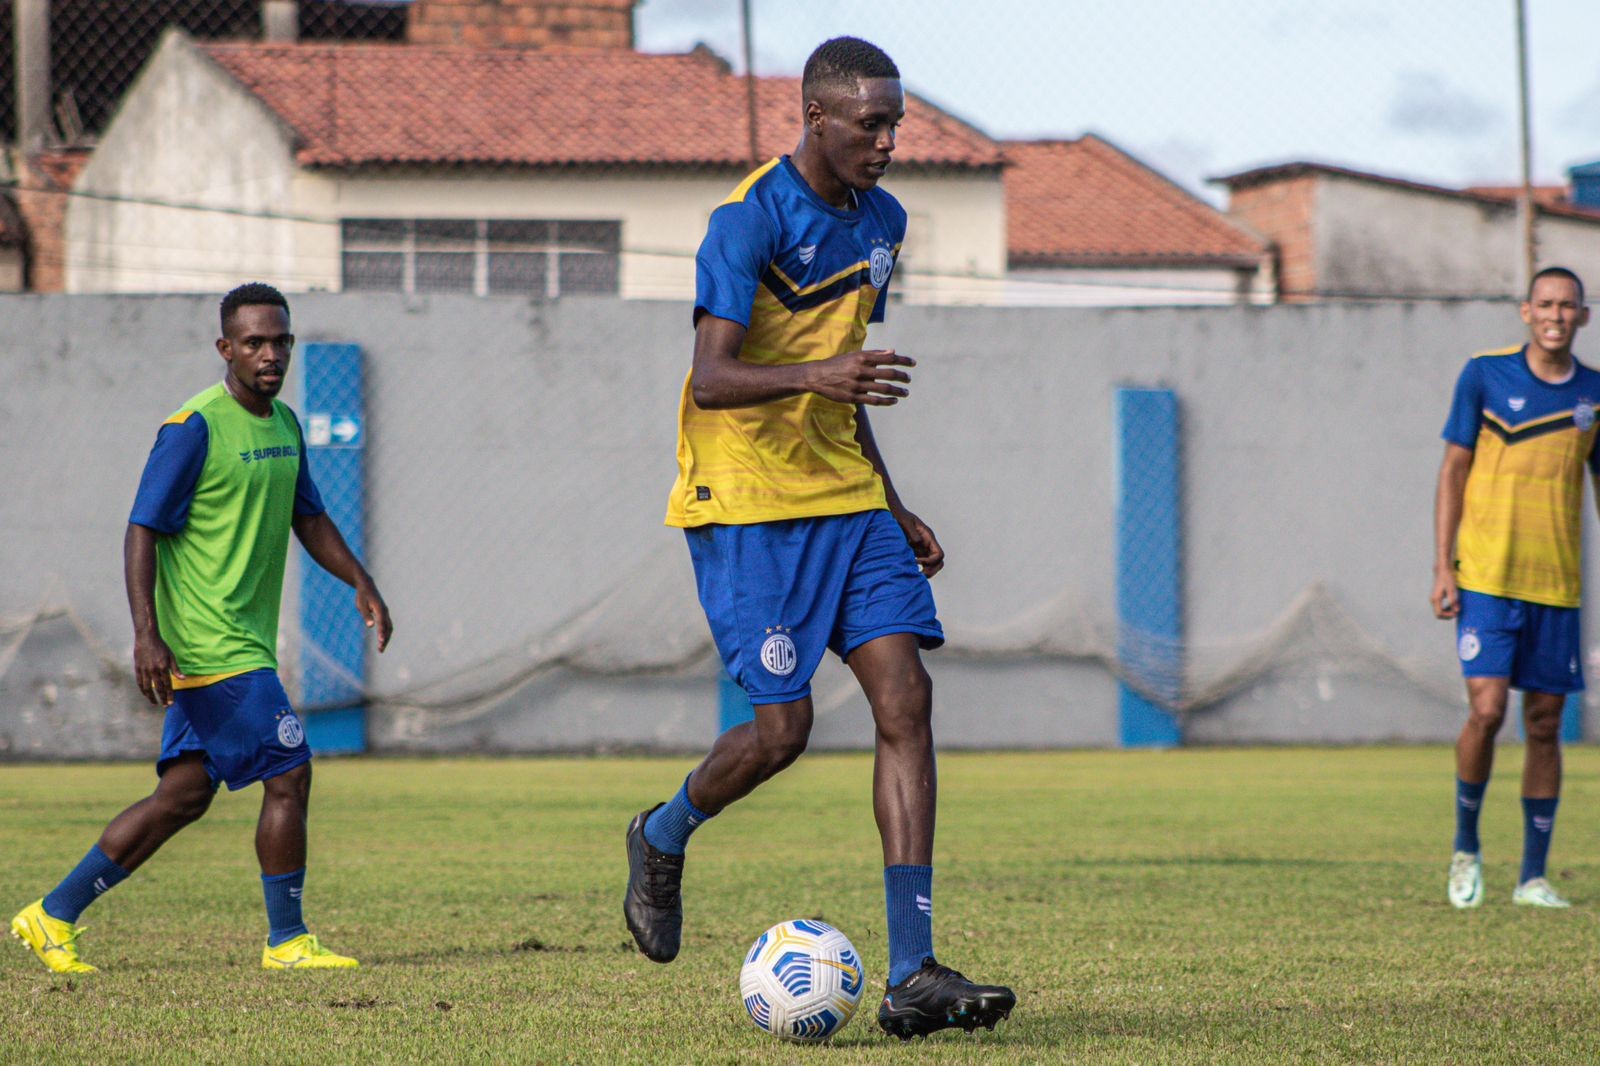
[1447,851,1483,909]
[10,899,98,974]
[262,933,359,970]
[1512,877,1571,908]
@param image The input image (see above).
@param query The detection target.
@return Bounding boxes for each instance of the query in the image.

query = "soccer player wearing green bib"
[10,284,391,974]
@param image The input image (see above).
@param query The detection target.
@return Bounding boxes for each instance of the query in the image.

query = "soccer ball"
[739,919,866,1043]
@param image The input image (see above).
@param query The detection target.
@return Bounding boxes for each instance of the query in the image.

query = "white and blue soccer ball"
[738,919,866,1043]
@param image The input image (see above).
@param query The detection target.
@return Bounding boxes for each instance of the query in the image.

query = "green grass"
[2,748,1597,1063]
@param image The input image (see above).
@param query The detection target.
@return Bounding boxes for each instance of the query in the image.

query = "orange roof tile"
[198,42,1002,170]
[1004,136,1267,267]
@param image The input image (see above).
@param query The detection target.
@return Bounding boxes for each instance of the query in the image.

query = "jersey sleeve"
[694,201,778,328]
[1441,359,1483,449]
[128,413,209,533]
[283,409,326,518]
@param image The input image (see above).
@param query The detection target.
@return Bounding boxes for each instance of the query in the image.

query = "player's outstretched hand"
[808,349,915,406]
[132,630,185,707]
[356,579,394,652]
[895,508,945,577]
[1430,569,1460,620]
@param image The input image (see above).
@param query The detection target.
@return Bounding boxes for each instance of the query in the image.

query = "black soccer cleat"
[623,804,685,963]
[878,957,1017,1040]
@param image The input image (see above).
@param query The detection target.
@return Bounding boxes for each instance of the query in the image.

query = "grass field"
[3,747,1599,1063]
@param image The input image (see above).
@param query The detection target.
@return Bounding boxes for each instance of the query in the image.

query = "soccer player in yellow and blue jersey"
[10,284,391,973]
[623,37,1014,1039]
[1433,266,1596,910]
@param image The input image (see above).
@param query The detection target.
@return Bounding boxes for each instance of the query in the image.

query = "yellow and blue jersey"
[665,156,905,528]
[1443,345,1600,607]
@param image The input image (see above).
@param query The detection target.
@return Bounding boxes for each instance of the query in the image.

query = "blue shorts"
[686,509,944,705]
[1456,589,1583,694]
[157,669,311,790]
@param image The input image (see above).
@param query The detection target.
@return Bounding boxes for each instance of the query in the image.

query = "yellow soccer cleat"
[10,899,98,975]
[261,933,359,970]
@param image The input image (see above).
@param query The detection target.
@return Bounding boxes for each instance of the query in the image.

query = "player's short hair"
[1527,266,1585,305]
[220,282,289,332]
[801,36,900,101]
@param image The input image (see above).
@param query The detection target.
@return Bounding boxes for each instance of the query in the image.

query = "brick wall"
[12,148,92,293]
[408,0,637,49]
[1227,175,1318,301]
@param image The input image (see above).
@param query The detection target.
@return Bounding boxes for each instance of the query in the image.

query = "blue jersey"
[666,156,906,527]
[1442,344,1600,607]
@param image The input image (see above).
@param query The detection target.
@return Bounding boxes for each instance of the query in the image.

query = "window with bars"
[340,218,621,297]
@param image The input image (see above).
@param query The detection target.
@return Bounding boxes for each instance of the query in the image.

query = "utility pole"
[741,0,760,169]
[1514,0,1536,297]
[14,0,51,153]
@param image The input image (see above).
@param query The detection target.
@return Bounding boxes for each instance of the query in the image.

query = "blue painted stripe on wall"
[718,668,755,734]
[1115,388,1183,748]
[299,343,367,754]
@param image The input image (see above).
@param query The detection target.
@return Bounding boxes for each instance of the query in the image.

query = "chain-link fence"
[4,1,1599,303]
[2,2,1592,755]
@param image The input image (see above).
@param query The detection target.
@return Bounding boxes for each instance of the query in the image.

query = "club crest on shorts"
[760,625,797,677]
[869,244,895,289]
[1575,402,1595,432]
[276,711,306,748]
[1458,630,1481,662]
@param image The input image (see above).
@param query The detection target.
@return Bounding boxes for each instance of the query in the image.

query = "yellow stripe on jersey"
[1471,344,1524,360]
[720,158,782,207]
[170,667,253,690]
[162,409,197,426]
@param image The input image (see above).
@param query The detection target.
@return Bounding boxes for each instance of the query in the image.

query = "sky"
[635,0,1600,200]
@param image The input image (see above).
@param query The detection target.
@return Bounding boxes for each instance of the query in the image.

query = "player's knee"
[261,762,312,809]
[157,783,214,826]
[755,717,811,773]
[1524,711,1563,745]
[1466,703,1506,734]
[871,666,933,740]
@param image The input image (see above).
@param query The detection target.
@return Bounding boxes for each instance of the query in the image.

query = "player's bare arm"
[689,313,913,410]
[124,523,185,706]
[855,407,944,577]
[1432,442,1472,619]
[292,511,393,652]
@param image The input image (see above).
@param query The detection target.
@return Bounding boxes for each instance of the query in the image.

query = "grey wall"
[1,293,1570,758]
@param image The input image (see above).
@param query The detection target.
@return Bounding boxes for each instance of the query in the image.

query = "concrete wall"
[4,293,1585,760]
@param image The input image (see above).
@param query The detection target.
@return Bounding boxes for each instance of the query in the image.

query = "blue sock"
[885,865,934,986]
[643,775,712,856]
[42,844,130,923]
[1454,778,1488,854]
[262,869,309,947]
[1520,797,1559,884]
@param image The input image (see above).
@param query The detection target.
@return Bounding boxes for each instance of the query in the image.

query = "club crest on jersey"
[1458,630,1481,663]
[1575,402,1595,432]
[760,626,797,677]
[276,711,306,748]
[869,245,895,289]
[1508,396,1526,413]
[798,244,818,266]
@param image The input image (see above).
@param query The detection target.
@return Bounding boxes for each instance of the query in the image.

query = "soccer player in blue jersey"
[623,37,1015,1038]
[1433,266,1595,910]
[10,283,391,973]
